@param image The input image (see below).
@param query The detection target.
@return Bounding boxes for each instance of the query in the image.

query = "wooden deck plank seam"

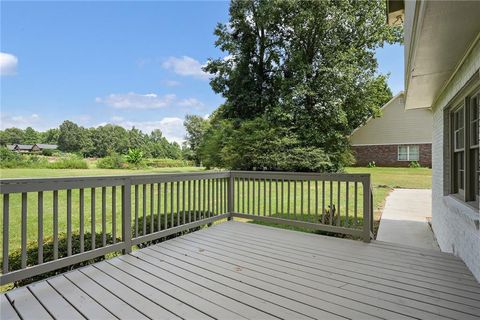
[105,257,273,320]
[101,259,249,320]
[59,275,119,319]
[86,265,184,320]
[174,234,480,312]
[44,279,94,320]
[227,221,459,261]
[184,229,478,294]
[201,227,479,289]
[216,223,470,271]
[145,244,442,318]
[115,255,281,320]
[142,246,373,320]
[217,223,471,272]
[99,260,215,320]
[162,236,480,318]
[126,251,315,320]
[74,269,153,319]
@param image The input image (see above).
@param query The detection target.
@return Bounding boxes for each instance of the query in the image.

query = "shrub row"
[0,148,88,169]
[2,232,121,287]
[133,210,214,248]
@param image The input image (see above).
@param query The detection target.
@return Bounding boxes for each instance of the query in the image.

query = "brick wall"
[430,39,480,282]
[351,144,432,167]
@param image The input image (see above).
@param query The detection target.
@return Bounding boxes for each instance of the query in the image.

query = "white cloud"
[95,92,176,109]
[0,52,18,76]
[162,80,181,87]
[0,113,43,129]
[109,117,185,143]
[162,56,209,80]
[178,98,205,109]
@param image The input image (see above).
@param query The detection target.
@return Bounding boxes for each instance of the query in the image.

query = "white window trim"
[397,145,420,161]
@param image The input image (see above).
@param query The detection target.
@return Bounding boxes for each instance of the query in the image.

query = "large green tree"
[203,0,401,171]
[57,120,92,154]
[183,115,210,165]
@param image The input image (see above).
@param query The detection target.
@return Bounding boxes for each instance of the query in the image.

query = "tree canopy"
[199,0,401,171]
[0,121,183,160]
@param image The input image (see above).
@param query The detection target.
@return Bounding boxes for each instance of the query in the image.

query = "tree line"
[0,120,183,159]
[183,0,401,172]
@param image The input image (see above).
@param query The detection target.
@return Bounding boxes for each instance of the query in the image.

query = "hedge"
[133,210,213,248]
[1,232,121,287]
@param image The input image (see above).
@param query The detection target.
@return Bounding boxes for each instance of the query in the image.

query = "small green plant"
[125,148,144,166]
[409,161,421,168]
[96,152,124,169]
[367,161,376,168]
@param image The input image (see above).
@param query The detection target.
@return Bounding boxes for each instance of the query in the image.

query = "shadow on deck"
[2,221,480,320]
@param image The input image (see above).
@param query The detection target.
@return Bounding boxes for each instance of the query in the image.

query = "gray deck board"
[171,231,479,319]
[2,220,480,320]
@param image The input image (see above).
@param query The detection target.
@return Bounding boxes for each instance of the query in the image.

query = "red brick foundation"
[351,144,432,167]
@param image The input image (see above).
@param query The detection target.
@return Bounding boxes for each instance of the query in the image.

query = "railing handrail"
[0,170,373,285]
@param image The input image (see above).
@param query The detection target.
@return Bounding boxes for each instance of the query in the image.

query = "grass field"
[0,166,431,261]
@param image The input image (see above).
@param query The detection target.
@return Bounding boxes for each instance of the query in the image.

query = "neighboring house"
[34,144,58,151]
[388,0,480,280]
[350,92,432,167]
[7,143,58,153]
[13,144,35,152]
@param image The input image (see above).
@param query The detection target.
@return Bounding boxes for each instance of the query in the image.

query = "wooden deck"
[2,221,480,320]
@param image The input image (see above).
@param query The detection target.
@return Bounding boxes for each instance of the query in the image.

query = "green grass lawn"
[0,166,431,266]
[0,167,207,179]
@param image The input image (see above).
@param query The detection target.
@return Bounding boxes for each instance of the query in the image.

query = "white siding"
[431,38,480,282]
[350,93,432,146]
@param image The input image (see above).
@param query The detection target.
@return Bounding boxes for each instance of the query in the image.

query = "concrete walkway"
[377,189,439,250]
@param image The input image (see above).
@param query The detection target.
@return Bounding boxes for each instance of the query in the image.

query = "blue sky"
[1,1,404,143]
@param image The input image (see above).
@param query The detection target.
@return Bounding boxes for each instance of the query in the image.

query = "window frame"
[397,145,420,162]
[448,84,480,207]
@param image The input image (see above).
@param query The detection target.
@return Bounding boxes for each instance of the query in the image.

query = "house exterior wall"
[350,94,432,146]
[352,143,431,167]
[431,38,480,281]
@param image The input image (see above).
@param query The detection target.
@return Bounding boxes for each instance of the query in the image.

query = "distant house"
[34,144,58,151]
[8,144,58,153]
[349,92,433,167]
[14,144,35,152]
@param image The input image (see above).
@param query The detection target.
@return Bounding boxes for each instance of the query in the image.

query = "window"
[398,145,420,161]
[450,89,479,205]
[469,94,479,201]
[453,106,465,194]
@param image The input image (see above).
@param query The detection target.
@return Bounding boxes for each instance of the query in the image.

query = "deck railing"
[0,171,372,285]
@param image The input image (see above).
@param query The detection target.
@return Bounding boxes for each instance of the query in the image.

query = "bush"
[132,210,212,248]
[367,161,376,168]
[409,161,421,168]
[47,155,88,169]
[96,153,124,169]
[1,232,121,287]
[125,148,144,165]
[41,149,54,156]
[144,158,195,168]
[0,152,49,168]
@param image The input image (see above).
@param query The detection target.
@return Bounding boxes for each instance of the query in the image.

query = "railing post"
[362,175,372,243]
[122,179,132,254]
[228,172,234,220]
